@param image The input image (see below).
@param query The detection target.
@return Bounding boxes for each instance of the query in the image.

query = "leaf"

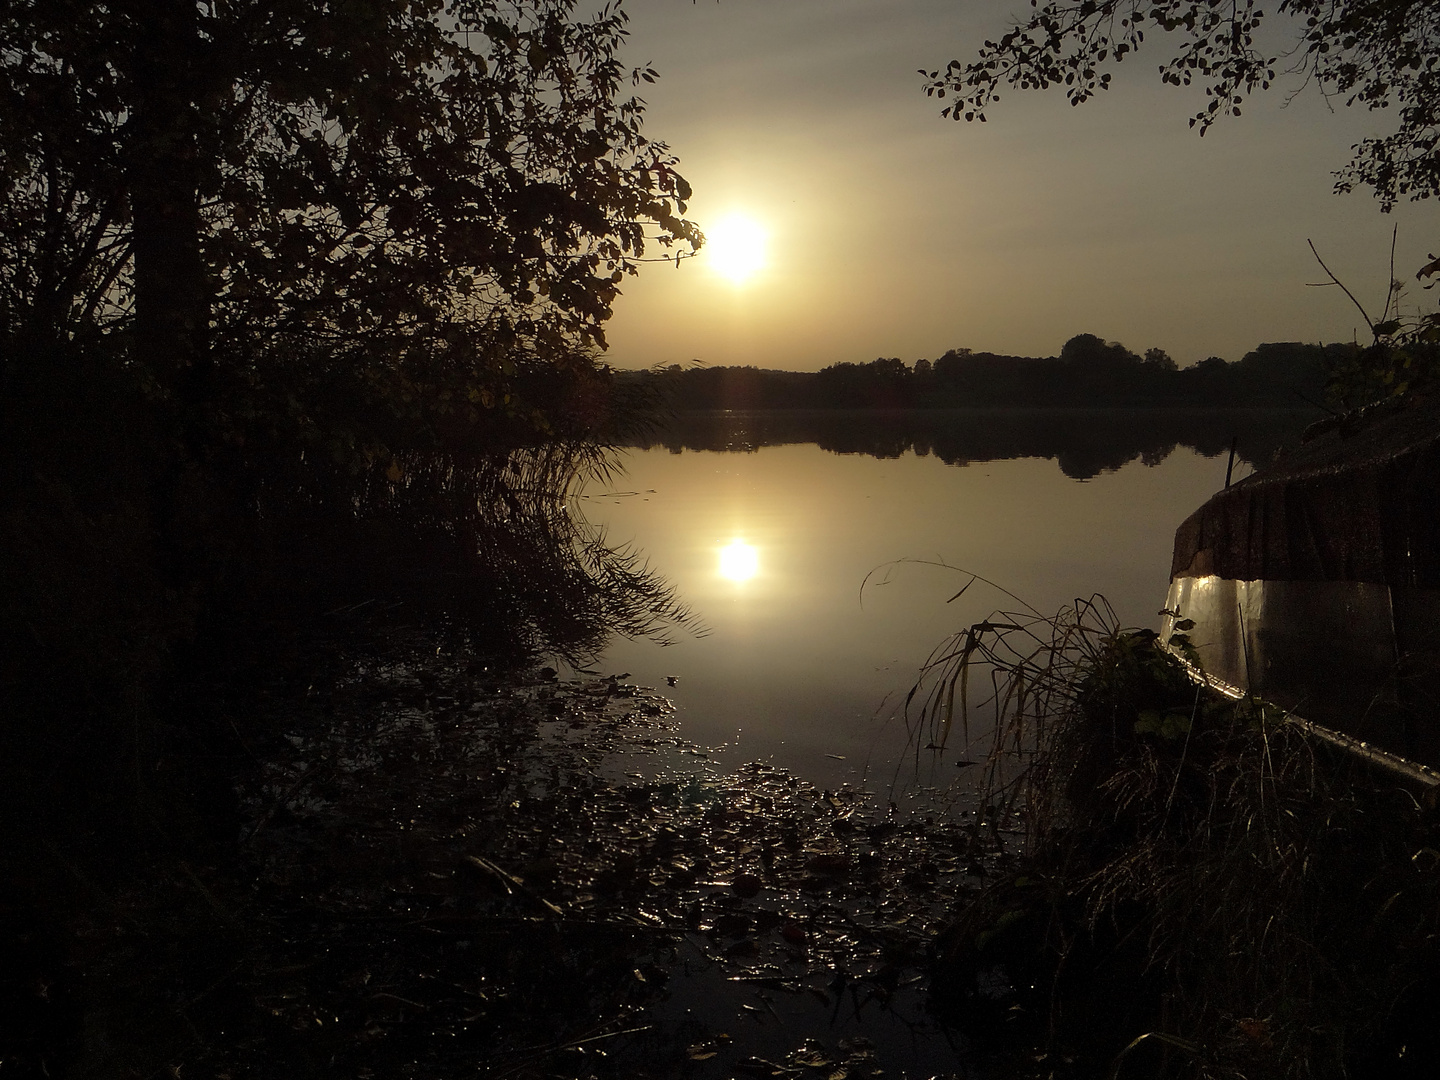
[805,853,851,874]
[735,1058,788,1077]
[1161,712,1192,740]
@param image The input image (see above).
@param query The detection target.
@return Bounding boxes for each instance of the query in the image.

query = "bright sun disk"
[705,214,767,284]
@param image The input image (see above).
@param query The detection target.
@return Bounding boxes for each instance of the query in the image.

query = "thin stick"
[1307,238,1375,332]
[1387,222,1400,324]
[862,559,1046,619]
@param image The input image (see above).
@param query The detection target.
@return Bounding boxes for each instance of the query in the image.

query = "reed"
[917,585,1440,1079]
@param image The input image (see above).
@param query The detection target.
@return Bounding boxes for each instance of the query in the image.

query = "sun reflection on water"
[717,539,759,581]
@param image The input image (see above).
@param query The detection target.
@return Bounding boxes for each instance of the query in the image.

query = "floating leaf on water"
[805,853,851,875]
[230,643,1003,1078]
[731,873,764,898]
[736,1057,790,1077]
[715,912,753,937]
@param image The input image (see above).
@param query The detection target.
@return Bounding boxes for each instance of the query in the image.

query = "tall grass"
[918,585,1440,1079]
[0,338,696,881]
[259,439,700,661]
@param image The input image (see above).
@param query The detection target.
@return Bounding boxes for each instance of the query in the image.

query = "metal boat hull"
[1162,576,1440,770]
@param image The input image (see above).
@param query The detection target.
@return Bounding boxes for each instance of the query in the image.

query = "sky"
[600,0,1440,371]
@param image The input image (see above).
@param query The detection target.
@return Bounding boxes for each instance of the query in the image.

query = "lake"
[577,409,1316,789]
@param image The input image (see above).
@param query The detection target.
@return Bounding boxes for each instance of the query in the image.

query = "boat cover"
[1171,393,1440,586]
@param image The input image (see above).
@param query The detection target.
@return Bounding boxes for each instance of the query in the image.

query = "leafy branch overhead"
[1,0,702,457]
[923,0,1440,207]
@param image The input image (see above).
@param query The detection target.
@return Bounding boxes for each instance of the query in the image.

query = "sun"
[717,539,759,581]
[704,213,768,284]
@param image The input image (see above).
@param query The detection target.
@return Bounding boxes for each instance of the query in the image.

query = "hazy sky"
[601,0,1440,371]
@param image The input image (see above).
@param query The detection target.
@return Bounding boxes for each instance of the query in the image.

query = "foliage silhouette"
[2,0,699,457]
[625,336,1349,412]
[924,0,1440,208]
[0,1,702,882]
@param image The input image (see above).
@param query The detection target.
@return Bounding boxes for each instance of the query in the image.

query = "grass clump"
[917,590,1440,1079]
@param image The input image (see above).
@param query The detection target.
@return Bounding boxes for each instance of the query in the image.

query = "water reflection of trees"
[628,409,1321,480]
[0,417,692,892]
[269,443,701,660]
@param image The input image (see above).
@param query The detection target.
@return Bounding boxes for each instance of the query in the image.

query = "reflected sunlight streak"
[718,539,759,581]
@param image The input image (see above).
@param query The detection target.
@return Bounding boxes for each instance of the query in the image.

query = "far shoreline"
[621,405,1322,478]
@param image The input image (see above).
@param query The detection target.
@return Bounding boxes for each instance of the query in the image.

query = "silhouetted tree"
[0,2,704,857]
[1,0,699,457]
[924,0,1440,207]
[932,347,974,384]
[811,357,914,407]
[1059,333,1140,368]
[1144,347,1177,371]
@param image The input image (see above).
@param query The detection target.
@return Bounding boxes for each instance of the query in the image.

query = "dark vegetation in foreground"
[914,598,1440,1079]
[1,0,702,869]
[0,358,701,1075]
[625,336,1354,411]
[6,3,1439,1078]
[5,625,997,1078]
[2,2,708,1073]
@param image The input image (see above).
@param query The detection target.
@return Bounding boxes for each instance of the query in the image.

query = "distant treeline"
[624,408,1318,481]
[622,334,1353,410]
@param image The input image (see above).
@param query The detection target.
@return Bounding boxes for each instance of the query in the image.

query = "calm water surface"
[576,417,1275,788]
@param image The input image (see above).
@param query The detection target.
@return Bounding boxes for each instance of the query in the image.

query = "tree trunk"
[125,0,210,410]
